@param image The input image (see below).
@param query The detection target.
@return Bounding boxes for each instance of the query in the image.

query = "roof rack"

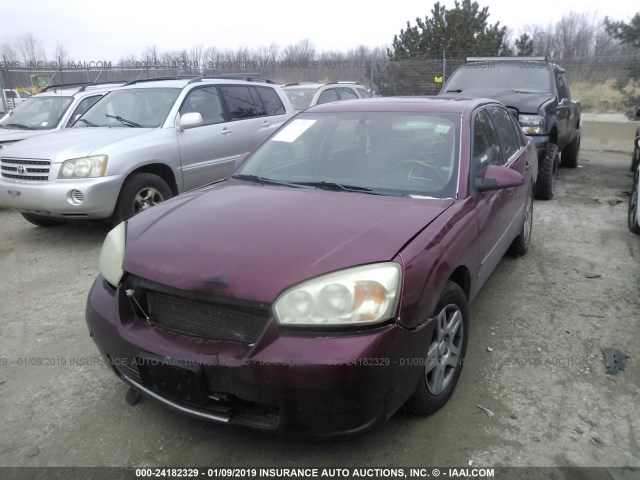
[78,81,128,92]
[123,76,199,86]
[283,82,319,87]
[466,56,547,62]
[40,82,91,92]
[187,75,275,85]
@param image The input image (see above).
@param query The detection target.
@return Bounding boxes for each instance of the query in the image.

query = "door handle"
[261,121,270,126]
[221,128,232,135]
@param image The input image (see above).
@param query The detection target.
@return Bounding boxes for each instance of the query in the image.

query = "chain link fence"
[1,52,638,114]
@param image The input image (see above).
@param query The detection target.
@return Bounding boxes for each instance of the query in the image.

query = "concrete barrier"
[581,114,638,154]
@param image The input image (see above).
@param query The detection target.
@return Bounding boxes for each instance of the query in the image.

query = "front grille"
[145,291,270,344]
[1,157,51,181]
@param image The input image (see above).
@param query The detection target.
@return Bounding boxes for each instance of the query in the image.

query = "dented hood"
[123,182,453,302]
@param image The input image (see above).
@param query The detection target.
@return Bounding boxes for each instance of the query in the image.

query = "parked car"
[0,77,294,226]
[283,82,370,110]
[1,88,31,112]
[630,160,640,235]
[0,82,125,147]
[86,97,537,435]
[439,56,581,200]
[631,107,640,173]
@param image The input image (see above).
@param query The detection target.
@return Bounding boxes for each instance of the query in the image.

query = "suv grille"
[145,291,270,344]
[1,158,51,181]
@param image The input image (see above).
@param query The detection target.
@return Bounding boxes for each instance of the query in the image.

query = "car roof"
[35,83,125,97]
[283,82,364,90]
[305,96,499,114]
[119,77,277,90]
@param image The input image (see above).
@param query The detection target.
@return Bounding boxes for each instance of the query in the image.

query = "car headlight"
[274,263,402,326]
[58,155,108,179]
[518,115,546,135]
[99,221,126,287]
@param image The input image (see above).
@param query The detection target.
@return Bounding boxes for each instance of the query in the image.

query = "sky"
[1,0,637,61]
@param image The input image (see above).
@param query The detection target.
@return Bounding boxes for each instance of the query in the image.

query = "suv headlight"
[518,115,546,135]
[58,155,108,179]
[99,221,126,287]
[274,263,402,326]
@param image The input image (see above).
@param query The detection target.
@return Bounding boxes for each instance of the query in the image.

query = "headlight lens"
[58,155,108,179]
[99,221,126,287]
[274,263,402,326]
[518,115,546,135]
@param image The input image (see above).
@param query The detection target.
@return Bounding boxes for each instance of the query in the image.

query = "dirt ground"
[0,149,638,470]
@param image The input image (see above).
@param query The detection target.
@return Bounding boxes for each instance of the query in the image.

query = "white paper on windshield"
[272,119,316,143]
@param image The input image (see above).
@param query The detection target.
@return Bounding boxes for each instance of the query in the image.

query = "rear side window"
[317,88,338,104]
[220,86,259,120]
[357,88,371,98]
[254,86,285,116]
[337,88,358,100]
[5,91,17,99]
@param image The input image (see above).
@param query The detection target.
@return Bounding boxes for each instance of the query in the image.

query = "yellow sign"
[434,76,443,83]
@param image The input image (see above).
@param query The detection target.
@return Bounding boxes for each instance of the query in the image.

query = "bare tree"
[15,33,46,65]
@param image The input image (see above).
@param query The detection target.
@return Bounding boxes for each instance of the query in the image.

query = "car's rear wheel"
[535,143,558,200]
[629,168,640,234]
[561,131,580,168]
[405,281,469,415]
[21,213,62,227]
[510,188,534,255]
[112,173,172,225]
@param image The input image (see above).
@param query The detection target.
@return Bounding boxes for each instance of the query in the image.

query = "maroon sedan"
[87,97,538,435]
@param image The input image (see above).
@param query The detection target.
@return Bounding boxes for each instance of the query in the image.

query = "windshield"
[444,63,552,94]
[0,96,73,130]
[283,88,317,110]
[78,88,180,128]
[236,112,460,198]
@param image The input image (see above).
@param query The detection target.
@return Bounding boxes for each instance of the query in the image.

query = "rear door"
[176,85,238,191]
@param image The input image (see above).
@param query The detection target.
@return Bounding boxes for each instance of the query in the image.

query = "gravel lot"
[0,149,638,469]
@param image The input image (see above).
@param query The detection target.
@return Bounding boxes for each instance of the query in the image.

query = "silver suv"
[0,82,125,147]
[0,77,294,226]
[282,82,370,111]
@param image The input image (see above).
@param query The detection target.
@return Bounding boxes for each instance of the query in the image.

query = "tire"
[535,143,558,200]
[629,168,640,234]
[632,144,640,173]
[112,173,172,225]
[510,188,534,255]
[21,213,62,227]
[405,281,469,415]
[561,131,580,168]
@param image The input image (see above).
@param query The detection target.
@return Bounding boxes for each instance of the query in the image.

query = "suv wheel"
[629,168,640,234]
[535,143,558,200]
[561,131,580,168]
[21,213,62,227]
[112,173,172,225]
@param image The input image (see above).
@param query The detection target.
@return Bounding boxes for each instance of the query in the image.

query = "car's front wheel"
[112,173,172,225]
[535,143,558,200]
[21,213,62,227]
[405,281,469,415]
[629,168,640,234]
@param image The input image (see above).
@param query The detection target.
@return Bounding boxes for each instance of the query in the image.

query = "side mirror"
[476,165,525,192]
[559,98,569,107]
[177,112,202,131]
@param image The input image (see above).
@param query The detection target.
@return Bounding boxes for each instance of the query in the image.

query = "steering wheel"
[385,159,448,184]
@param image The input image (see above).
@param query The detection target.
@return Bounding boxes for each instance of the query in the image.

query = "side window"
[6,91,16,99]
[67,95,102,127]
[337,88,358,101]
[220,86,259,120]
[357,88,371,98]
[254,86,286,116]
[556,73,568,101]
[473,109,503,169]
[488,106,522,160]
[317,88,338,105]
[180,87,225,125]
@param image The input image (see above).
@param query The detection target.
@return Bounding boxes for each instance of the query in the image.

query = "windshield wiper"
[231,174,309,189]
[512,89,547,94]
[76,118,98,127]
[445,89,463,93]
[4,123,34,130]
[293,181,387,195]
[105,114,142,128]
